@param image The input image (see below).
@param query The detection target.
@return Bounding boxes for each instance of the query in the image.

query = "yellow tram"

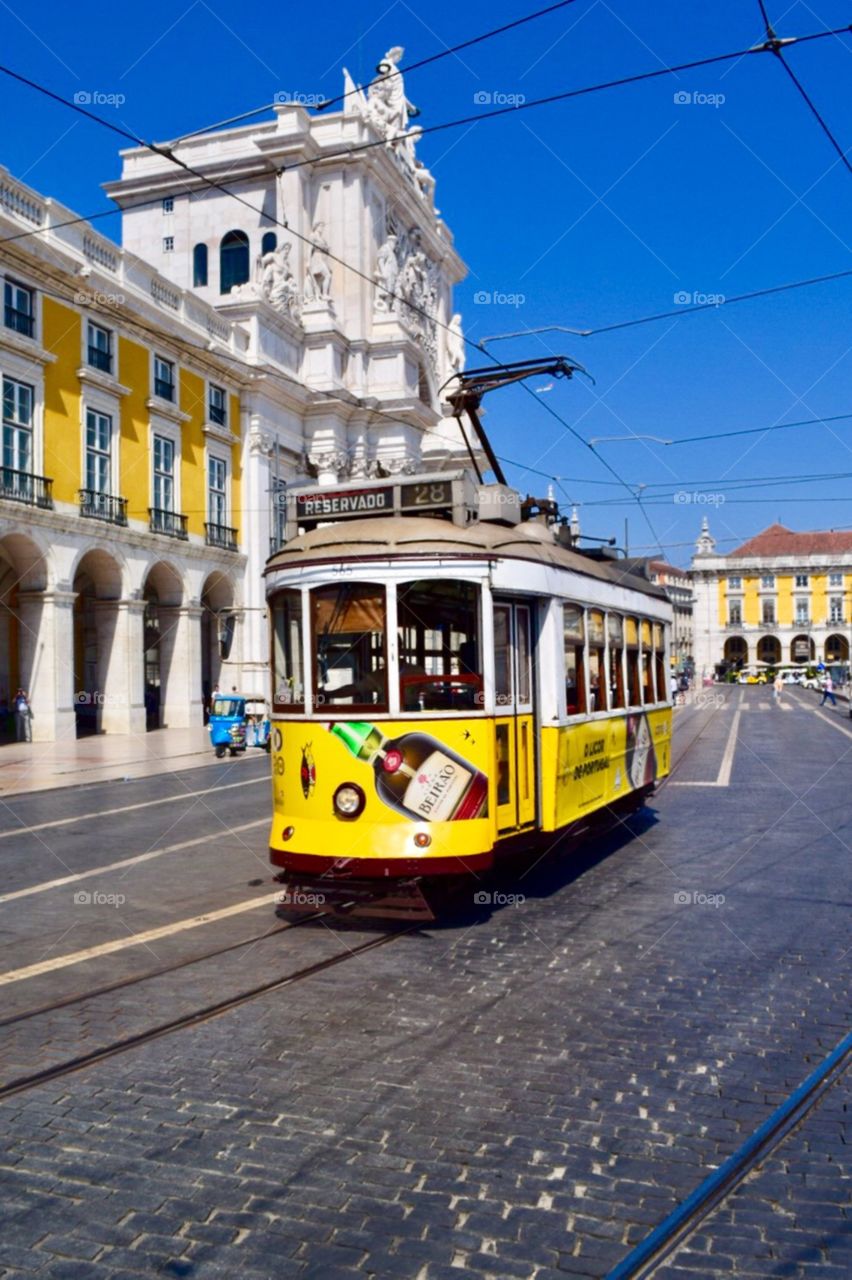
[265,473,673,911]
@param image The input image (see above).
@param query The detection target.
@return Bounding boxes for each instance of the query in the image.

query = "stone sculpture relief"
[303,222,333,304]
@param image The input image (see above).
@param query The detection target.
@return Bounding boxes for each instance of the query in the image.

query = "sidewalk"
[0,726,244,799]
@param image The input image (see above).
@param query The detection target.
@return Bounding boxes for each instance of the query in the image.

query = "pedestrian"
[820,673,837,707]
[773,672,784,704]
[670,672,679,705]
[14,688,32,743]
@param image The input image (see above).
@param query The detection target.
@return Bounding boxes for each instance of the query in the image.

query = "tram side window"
[312,583,387,710]
[608,613,625,709]
[588,610,608,712]
[271,589,304,712]
[640,620,655,704]
[626,617,641,706]
[653,623,666,702]
[397,580,482,711]
[563,604,586,716]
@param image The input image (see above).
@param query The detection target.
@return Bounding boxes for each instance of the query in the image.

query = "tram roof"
[265,515,668,600]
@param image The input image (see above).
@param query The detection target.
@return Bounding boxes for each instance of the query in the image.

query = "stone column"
[158,604,204,728]
[95,599,146,735]
[17,589,77,742]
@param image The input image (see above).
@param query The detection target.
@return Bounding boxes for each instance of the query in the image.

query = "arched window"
[261,231,277,256]
[219,230,250,294]
[192,243,208,287]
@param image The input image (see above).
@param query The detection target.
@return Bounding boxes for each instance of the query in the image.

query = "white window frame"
[0,352,44,475]
[795,598,809,623]
[208,382,227,428]
[81,383,122,499]
[728,575,742,590]
[828,572,843,587]
[84,406,114,495]
[795,574,809,588]
[206,448,229,528]
[3,276,37,342]
[149,417,181,515]
[153,352,176,402]
[162,197,174,214]
[84,317,116,378]
[163,237,174,253]
[829,596,844,623]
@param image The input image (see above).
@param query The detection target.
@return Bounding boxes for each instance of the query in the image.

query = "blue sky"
[2,0,851,565]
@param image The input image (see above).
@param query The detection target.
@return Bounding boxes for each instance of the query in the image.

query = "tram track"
[0,923,416,1102]
[658,685,737,787]
[0,914,314,1029]
[607,1028,852,1279]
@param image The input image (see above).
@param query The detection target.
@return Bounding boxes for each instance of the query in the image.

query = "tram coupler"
[274,873,436,922]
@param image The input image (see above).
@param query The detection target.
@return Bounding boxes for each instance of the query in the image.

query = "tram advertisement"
[269,716,493,862]
[541,708,671,829]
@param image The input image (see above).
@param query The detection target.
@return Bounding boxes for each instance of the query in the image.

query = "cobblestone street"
[0,686,848,1279]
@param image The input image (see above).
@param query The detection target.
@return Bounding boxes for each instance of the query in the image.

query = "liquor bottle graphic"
[626,713,657,790]
[326,721,488,821]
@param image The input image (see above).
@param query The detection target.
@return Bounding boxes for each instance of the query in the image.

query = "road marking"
[0,819,268,905]
[0,892,283,986]
[0,777,265,841]
[810,707,852,740]
[671,694,742,788]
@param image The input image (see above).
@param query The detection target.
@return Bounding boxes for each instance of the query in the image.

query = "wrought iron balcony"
[88,345,112,373]
[0,467,53,508]
[4,305,34,337]
[205,521,238,551]
[79,488,128,525]
[148,507,188,540]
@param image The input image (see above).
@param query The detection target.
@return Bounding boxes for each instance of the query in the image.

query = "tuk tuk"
[208,694,271,757]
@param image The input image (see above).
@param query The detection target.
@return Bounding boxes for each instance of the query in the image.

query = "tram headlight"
[333,782,366,819]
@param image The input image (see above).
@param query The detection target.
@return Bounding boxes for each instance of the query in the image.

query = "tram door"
[493,600,536,832]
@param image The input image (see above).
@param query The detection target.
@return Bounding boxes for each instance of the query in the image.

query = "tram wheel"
[215,745,226,759]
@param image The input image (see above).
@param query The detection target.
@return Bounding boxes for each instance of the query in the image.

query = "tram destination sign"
[285,472,472,539]
[295,487,394,519]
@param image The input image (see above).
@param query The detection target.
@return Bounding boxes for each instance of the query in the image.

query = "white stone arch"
[0,530,53,733]
[68,543,128,601]
[141,558,195,729]
[70,546,132,736]
[200,569,238,708]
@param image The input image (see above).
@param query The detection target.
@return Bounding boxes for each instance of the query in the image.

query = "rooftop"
[728,523,852,559]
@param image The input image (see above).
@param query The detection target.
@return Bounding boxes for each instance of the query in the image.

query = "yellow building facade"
[692,519,852,677]
[1,166,250,741]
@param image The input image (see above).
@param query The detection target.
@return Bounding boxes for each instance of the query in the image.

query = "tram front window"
[397,580,482,711]
[271,589,304,711]
[312,583,387,710]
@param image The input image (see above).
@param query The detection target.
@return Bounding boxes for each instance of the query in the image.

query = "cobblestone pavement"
[0,688,849,1279]
[656,1076,850,1278]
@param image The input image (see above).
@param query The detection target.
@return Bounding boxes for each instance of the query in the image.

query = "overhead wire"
[174,0,585,141]
[1,21,850,548]
[755,1,852,179]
